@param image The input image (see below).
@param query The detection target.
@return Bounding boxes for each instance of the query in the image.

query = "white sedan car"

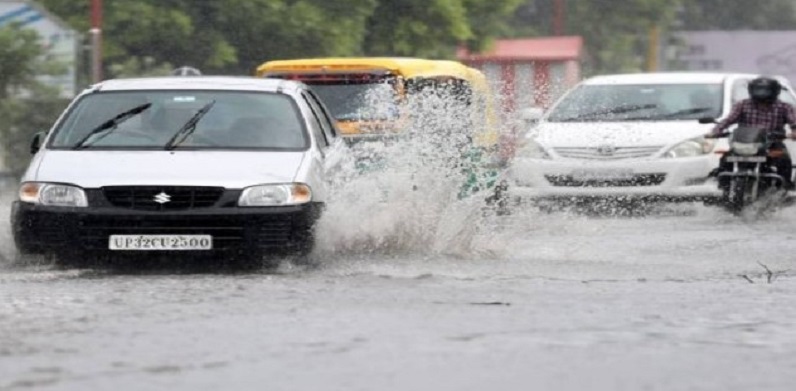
[508,72,796,203]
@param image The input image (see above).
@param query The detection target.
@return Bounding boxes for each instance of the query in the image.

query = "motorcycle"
[701,119,791,213]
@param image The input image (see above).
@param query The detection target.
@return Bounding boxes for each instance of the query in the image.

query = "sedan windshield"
[50,91,308,150]
[310,82,400,121]
[547,83,723,122]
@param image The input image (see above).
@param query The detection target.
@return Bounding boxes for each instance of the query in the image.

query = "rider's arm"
[712,101,743,135]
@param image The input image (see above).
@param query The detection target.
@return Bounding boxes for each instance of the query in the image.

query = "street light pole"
[90,0,102,83]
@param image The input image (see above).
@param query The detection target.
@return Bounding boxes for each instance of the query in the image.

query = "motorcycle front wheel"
[725,177,749,214]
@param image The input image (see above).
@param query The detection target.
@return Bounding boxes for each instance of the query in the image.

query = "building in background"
[673,31,796,85]
[0,0,78,97]
[457,36,584,113]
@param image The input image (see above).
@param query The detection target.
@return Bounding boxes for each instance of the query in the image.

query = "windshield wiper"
[72,103,152,150]
[557,104,657,122]
[163,100,216,150]
[639,107,713,120]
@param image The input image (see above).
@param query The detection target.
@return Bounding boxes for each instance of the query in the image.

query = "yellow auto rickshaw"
[256,57,503,199]
[256,57,497,146]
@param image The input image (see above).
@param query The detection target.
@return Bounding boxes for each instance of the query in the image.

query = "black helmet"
[748,77,781,104]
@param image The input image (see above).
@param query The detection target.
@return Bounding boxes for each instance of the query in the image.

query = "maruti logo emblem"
[153,192,171,204]
[596,145,616,156]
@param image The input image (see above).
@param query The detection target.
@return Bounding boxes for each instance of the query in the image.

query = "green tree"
[38,0,524,76]
[0,25,69,175]
[0,25,43,99]
[364,0,472,58]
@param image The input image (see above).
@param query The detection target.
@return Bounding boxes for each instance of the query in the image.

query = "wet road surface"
[2,191,796,391]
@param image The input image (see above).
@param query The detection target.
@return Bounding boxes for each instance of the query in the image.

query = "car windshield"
[49,90,308,150]
[547,83,724,122]
[309,82,400,121]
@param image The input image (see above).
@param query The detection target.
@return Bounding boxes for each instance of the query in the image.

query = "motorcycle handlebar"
[705,132,787,141]
[705,133,729,139]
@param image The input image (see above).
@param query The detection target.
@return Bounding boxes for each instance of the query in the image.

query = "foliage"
[0,25,43,99]
[38,0,522,75]
[0,87,69,175]
[0,26,69,175]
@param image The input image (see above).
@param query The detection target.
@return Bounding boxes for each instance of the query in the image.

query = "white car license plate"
[109,235,213,251]
[726,156,767,163]
[571,169,634,180]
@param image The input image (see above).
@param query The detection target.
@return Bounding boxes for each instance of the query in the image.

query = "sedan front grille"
[545,173,667,187]
[554,146,663,160]
[102,186,225,211]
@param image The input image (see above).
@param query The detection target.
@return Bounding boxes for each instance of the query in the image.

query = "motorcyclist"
[707,77,796,189]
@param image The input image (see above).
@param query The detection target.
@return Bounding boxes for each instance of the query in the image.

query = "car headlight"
[731,142,763,156]
[238,183,312,206]
[516,139,551,159]
[664,137,714,158]
[19,182,88,207]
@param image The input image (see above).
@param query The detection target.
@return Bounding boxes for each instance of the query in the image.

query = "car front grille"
[102,186,225,211]
[553,146,663,160]
[545,173,667,187]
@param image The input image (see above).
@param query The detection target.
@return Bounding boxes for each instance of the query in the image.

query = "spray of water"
[0,187,16,266]
[313,81,512,259]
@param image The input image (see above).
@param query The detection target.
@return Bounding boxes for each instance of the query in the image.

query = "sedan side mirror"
[698,117,717,124]
[520,107,545,125]
[30,131,46,154]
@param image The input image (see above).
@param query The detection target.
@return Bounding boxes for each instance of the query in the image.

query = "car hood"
[32,150,306,188]
[532,121,714,148]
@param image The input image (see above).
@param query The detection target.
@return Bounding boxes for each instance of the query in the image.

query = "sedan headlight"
[516,139,551,159]
[238,183,312,207]
[664,137,714,158]
[731,142,763,156]
[19,182,88,207]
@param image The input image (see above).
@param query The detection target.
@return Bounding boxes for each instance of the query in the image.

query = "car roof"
[257,57,479,81]
[91,76,304,93]
[582,72,764,85]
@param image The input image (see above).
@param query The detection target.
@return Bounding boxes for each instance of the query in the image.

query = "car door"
[302,90,347,175]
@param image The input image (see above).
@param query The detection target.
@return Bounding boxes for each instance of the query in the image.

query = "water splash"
[313,83,509,258]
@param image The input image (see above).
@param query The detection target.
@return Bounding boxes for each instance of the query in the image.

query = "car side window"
[303,91,337,142]
[302,94,329,148]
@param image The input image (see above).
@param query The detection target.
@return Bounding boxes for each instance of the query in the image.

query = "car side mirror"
[30,131,46,154]
[520,107,544,125]
[698,117,717,124]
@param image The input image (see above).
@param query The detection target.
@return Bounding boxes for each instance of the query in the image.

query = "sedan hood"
[533,121,714,148]
[33,150,306,188]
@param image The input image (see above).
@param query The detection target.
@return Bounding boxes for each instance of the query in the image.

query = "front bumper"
[508,156,722,202]
[11,200,322,255]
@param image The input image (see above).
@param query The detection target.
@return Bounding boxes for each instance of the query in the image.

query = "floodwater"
[2,184,796,390]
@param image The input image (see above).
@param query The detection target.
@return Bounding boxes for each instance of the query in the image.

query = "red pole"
[90,0,103,83]
[553,0,565,36]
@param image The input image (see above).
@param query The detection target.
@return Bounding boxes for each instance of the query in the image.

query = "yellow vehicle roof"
[256,57,477,83]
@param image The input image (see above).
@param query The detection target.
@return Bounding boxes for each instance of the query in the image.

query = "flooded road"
[2,189,796,390]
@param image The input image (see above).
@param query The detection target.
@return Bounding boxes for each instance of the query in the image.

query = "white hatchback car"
[11,77,345,266]
[509,72,796,203]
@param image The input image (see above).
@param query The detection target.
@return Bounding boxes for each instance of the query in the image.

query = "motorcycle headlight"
[664,137,714,158]
[517,139,551,160]
[19,182,88,207]
[731,142,763,156]
[238,183,312,207]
